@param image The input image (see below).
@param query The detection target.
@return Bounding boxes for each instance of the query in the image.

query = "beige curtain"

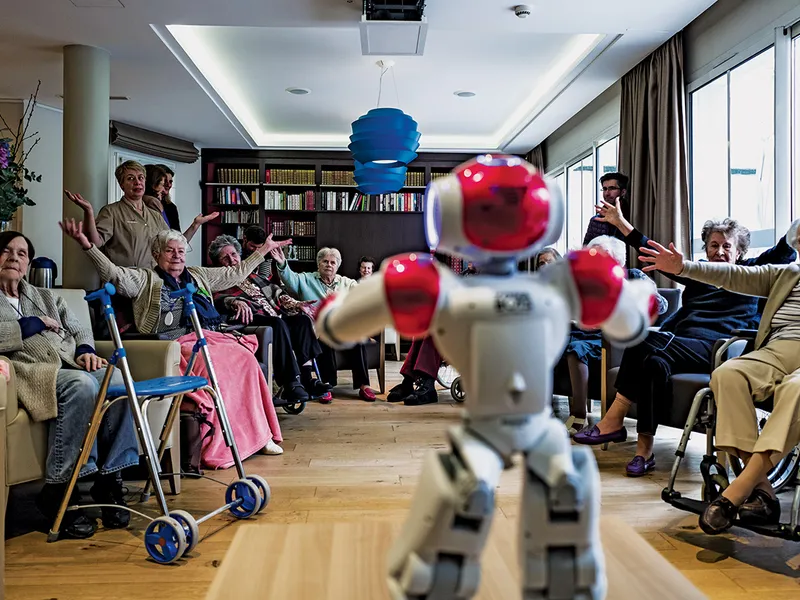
[526,144,545,172]
[619,32,690,287]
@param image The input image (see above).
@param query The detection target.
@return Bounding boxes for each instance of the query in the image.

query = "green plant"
[0,81,42,222]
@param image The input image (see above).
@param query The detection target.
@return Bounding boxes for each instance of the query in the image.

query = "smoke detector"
[514,5,532,18]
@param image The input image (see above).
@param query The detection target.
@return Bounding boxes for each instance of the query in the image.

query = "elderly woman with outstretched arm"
[60,218,292,467]
[639,220,800,535]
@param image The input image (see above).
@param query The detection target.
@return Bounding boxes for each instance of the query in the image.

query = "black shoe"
[283,380,310,403]
[90,475,130,529]
[387,377,414,403]
[301,367,333,398]
[699,495,738,535]
[403,377,438,406]
[738,488,781,525]
[36,483,98,539]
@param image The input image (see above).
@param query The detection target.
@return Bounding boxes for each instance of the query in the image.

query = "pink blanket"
[176,330,282,469]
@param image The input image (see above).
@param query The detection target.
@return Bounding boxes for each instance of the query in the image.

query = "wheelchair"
[436,362,465,402]
[661,329,800,541]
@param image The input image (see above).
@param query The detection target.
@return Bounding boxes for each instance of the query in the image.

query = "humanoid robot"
[314,155,659,599]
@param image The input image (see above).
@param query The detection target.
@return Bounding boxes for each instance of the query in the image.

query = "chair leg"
[162,446,181,496]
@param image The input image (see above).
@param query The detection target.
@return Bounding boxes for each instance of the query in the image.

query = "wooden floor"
[5,360,800,599]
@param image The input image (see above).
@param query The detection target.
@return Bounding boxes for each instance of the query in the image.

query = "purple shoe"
[572,425,627,446]
[625,454,655,477]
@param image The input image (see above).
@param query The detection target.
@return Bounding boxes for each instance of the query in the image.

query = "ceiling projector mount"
[360,1,428,56]
[362,1,426,22]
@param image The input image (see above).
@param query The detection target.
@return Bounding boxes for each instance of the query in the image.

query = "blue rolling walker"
[47,283,270,563]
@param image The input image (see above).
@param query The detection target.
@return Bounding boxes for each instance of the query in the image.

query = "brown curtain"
[619,32,690,287]
[526,144,545,172]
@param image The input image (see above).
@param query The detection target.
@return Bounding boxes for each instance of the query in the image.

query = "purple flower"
[0,141,9,169]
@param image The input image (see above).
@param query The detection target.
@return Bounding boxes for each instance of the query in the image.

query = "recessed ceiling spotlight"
[286,87,311,95]
[454,91,476,98]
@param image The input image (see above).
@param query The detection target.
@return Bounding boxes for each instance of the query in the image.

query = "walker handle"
[168,283,197,310]
[85,283,117,317]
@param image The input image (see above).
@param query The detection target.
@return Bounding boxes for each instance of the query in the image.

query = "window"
[552,171,567,257]
[690,48,775,260]
[596,137,619,198]
[566,154,595,251]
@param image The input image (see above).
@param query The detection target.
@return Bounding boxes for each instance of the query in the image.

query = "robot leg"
[387,425,505,600]
[520,419,606,600]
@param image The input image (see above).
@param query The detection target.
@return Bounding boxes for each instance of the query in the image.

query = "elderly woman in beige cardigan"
[0,231,138,540]
[61,219,292,468]
[640,219,800,536]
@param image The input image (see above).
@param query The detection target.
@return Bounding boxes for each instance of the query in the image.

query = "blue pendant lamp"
[348,61,421,194]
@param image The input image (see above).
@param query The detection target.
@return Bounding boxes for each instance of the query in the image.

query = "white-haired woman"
[272,246,377,402]
[60,219,292,467]
[562,236,668,436]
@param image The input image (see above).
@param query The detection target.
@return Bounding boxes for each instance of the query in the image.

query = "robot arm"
[315,253,444,348]
[540,248,658,347]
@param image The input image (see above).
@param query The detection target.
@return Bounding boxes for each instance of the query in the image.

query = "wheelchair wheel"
[437,363,459,389]
[282,402,306,415]
[729,408,800,494]
[451,377,465,402]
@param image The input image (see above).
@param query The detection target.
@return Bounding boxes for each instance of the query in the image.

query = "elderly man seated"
[208,234,331,403]
[271,245,378,402]
[0,231,138,539]
[640,219,800,535]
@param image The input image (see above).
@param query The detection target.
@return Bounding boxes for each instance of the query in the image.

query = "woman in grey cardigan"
[0,231,138,540]
[640,220,800,536]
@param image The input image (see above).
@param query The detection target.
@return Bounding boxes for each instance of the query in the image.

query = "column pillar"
[62,44,110,290]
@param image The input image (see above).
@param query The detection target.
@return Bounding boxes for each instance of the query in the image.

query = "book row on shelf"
[285,244,316,262]
[266,218,316,237]
[319,191,423,212]
[216,168,260,184]
[265,168,315,185]
[265,190,316,211]
[214,186,258,205]
[210,168,432,187]
[220,210,260,225]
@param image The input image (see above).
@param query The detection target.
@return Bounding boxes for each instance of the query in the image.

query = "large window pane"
[596,137,618,198]
[730,48,775,251]
[566,154,595,251]
[691,76,729,259]
[553,171,567,257]
[690,47,776,260]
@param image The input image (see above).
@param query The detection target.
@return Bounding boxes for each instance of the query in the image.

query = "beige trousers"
[710,339,800,466]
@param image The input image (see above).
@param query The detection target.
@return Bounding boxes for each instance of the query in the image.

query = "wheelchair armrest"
[712,336,751,370]
[730,329,758,339]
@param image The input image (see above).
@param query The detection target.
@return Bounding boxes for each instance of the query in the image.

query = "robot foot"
[389,551,480,600]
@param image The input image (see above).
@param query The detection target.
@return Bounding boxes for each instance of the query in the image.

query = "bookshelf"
[200,150,480,271]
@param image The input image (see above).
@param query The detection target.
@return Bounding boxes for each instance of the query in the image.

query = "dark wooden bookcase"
[199,149,476,277]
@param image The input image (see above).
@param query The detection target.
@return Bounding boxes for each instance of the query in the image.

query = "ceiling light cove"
[160,24,610,152]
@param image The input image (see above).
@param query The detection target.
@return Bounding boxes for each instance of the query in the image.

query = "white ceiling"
[0,0,718,153]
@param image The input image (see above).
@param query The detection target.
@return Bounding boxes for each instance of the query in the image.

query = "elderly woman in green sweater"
[640,220,800,536]
[271,245,377,402]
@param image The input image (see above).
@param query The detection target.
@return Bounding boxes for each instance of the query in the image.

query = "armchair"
[0,289,183,502]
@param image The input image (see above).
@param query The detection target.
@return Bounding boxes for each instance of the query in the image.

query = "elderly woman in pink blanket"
[61,219,291,467]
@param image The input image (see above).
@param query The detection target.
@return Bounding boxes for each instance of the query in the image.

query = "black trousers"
[251,314,322,386]
[316,342,371,389]
[614,330,713,436]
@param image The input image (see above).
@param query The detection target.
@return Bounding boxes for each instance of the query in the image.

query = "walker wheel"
[225,479,261,519]
[283,401,306,415]
[451,377,465,402]
[247,475,271,513]
[144,516,187,564]
[169,510,200,553]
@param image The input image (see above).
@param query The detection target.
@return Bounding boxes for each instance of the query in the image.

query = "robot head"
[424,154,564,262]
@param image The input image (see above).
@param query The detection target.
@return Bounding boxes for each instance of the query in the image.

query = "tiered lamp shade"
[353,160,407,195]
[349,107,421,169]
